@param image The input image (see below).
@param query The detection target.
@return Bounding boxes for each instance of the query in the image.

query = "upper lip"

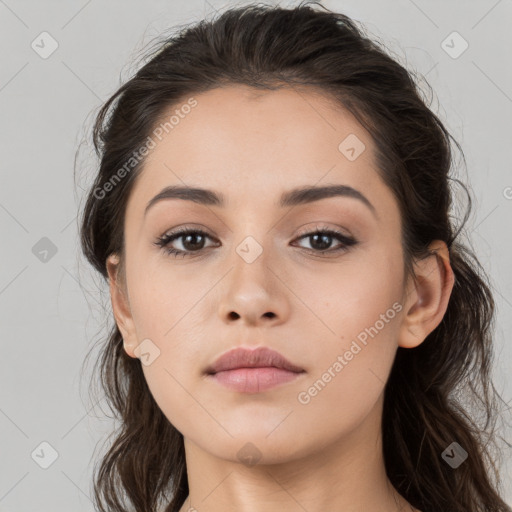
[205,346,305,374]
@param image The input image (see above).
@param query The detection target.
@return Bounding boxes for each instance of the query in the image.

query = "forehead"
[126,85,389,216]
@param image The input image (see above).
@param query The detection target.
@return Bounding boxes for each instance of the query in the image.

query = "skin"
[106,84,454,512]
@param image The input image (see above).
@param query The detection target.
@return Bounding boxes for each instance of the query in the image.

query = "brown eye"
[155,229,217,258]
[294,228,358,255]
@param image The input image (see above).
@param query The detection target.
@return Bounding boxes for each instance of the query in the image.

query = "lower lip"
[207,367,304,393]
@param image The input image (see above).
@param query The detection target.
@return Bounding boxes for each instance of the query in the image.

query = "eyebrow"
[144,184,377,217]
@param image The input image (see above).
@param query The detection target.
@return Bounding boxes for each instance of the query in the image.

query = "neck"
[177,398,417,512]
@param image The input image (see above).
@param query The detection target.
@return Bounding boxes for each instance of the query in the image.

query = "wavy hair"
[78,2,511,511]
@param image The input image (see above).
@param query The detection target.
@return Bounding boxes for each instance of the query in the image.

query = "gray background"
[0,0,511,510]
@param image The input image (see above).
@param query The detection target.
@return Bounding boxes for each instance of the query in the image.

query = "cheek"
[127,259,208,340]
[293,248,405,351]
[286,253,404,419]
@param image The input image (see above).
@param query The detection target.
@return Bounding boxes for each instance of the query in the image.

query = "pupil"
[312,234,331,250]
[184,233,204,250]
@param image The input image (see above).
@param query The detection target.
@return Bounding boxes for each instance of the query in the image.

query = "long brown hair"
[78,2,511,511]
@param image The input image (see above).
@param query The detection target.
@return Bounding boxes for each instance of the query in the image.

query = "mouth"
[206,367,305,393]
[204,346,306,393]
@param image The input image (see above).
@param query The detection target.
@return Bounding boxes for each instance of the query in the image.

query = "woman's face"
[109,84,415,464]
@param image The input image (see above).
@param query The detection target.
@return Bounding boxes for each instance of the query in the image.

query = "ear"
[106,253,138,358]
[398,240,455,348]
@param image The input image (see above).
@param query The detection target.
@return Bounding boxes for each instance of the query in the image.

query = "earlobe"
[106,253,138,358]
[398,240,455,349]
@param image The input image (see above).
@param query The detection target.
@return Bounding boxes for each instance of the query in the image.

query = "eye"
[154,227,218,258]
[154,224,358,258]
[292,225,358,256]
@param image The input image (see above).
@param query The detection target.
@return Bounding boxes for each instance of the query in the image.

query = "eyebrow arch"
[144,184,377,218]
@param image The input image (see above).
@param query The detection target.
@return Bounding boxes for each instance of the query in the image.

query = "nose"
[217,245,291,327]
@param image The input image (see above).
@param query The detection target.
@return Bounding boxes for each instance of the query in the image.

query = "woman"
[79,2,511,511]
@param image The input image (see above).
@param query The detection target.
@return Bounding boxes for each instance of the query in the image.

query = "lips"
[204,346,305,393]
[204,346,304,375]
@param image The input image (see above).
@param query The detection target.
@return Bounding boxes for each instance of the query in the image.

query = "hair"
[78,2,511,511]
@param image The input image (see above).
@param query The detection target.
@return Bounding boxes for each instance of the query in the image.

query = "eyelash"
[154,225,358,259]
